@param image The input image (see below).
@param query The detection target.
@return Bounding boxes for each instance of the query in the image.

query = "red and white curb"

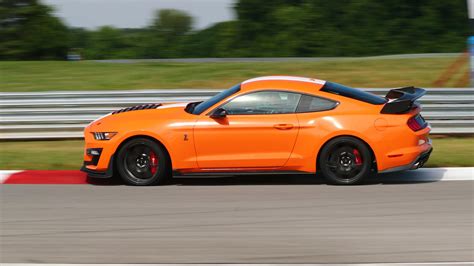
[0,167,472,185]
[0,170,89,184]
[0,170,21,183]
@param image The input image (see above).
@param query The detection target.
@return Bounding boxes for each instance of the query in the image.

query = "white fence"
[1,88,473,140]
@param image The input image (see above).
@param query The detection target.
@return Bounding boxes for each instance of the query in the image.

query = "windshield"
[192,84,241,114]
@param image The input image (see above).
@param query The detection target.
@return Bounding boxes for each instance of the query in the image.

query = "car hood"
[111,102,188,115]
[87,102,191,131]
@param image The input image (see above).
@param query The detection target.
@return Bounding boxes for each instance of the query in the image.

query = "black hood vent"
[112,103,162,115]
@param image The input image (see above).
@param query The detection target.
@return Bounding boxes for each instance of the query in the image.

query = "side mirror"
[210,108,227,119]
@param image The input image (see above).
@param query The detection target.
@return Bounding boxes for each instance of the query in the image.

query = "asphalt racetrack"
[1,171,473,263]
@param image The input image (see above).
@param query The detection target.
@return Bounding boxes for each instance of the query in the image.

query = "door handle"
[274,123,294,130]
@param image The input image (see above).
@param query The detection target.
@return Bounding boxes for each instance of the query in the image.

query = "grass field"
[1,138,472,170]
[0,56,465,92]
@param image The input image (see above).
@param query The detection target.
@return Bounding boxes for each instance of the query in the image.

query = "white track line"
[380,167,474,182]
[1,262,473,266]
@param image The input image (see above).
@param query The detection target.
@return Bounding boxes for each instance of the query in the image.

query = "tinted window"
[321,81,386,105]
[296,95,338,112]
[193,84,241,114]
[222,91,301,115]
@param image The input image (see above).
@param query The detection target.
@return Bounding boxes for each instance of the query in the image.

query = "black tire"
[116,138,170,186]
[319,136,372,185]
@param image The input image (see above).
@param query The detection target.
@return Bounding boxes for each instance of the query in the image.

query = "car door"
[193,90,301,169]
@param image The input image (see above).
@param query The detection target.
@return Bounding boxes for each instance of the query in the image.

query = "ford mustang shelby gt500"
[81,76,432,185]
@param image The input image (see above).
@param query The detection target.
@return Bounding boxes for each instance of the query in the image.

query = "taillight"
[407,114,426,131]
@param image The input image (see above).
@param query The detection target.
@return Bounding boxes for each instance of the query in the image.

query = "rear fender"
[315,131,378,172]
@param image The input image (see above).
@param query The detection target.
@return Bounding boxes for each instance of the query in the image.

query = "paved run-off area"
[0,169,473,263]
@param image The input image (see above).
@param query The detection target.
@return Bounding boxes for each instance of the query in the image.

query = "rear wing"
[380,87,426,114]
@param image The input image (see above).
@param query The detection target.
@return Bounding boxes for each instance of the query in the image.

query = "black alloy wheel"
[319,136,372,185]
[116,138,170,185]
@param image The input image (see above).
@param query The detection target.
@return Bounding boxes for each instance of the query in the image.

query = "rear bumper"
[411,147,432,169]
[380,147,433,173]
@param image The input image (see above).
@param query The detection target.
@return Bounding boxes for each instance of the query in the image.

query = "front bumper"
[80,155,115,178]
[82,128,119,177]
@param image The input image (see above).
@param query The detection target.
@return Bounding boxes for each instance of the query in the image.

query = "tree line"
[0,0,469,60]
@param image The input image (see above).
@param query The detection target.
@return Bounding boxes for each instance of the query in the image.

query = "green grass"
[0,138,472,170]
[427,137,474,167]
[0,141,84,170]
[0,57,463,92]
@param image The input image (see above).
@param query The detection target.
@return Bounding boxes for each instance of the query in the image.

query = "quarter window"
[222,91,301,115]
[296,95,338,112]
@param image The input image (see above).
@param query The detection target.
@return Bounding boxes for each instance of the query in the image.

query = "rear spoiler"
[380,86,426,114]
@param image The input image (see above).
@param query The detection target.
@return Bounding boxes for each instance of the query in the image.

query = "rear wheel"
[116,138,170,186]
[319,137,372,185]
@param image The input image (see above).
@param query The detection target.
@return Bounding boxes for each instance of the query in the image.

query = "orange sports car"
[81,76,432,185]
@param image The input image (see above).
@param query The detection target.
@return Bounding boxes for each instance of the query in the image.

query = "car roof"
[239,76,326,96]
[242,76,326,86]
[239,76,385,106]
[239,76,327,95]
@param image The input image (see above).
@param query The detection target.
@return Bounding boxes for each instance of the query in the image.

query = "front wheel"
[319,137,372,185]
[116,138,170,186]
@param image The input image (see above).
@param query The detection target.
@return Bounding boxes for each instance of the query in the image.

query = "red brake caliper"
[149,151,158,174]
[353,149,362,165]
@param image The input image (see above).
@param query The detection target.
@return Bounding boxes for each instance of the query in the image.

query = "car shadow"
[171,174,325,186]
[87,169,446,186]
[375,167,446,185]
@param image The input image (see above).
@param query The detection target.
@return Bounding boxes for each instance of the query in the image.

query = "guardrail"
[1,88,473,140]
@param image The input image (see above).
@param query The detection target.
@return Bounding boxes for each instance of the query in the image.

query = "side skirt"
[172,170,313,177]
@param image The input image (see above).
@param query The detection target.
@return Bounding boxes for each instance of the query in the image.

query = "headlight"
[93,132,117,140]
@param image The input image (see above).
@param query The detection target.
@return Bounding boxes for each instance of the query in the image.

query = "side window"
[222,91,302,115]
[296,95,338,113]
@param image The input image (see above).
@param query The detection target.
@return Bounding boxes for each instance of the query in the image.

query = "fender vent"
[112,103,162,115]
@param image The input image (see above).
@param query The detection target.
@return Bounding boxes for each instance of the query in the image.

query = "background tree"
[145,9,193,58]
[0,0,69,59]
[85,26,125,59]
[0,0,469,60]
[179,21,239,57]
[233,0,469,57]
